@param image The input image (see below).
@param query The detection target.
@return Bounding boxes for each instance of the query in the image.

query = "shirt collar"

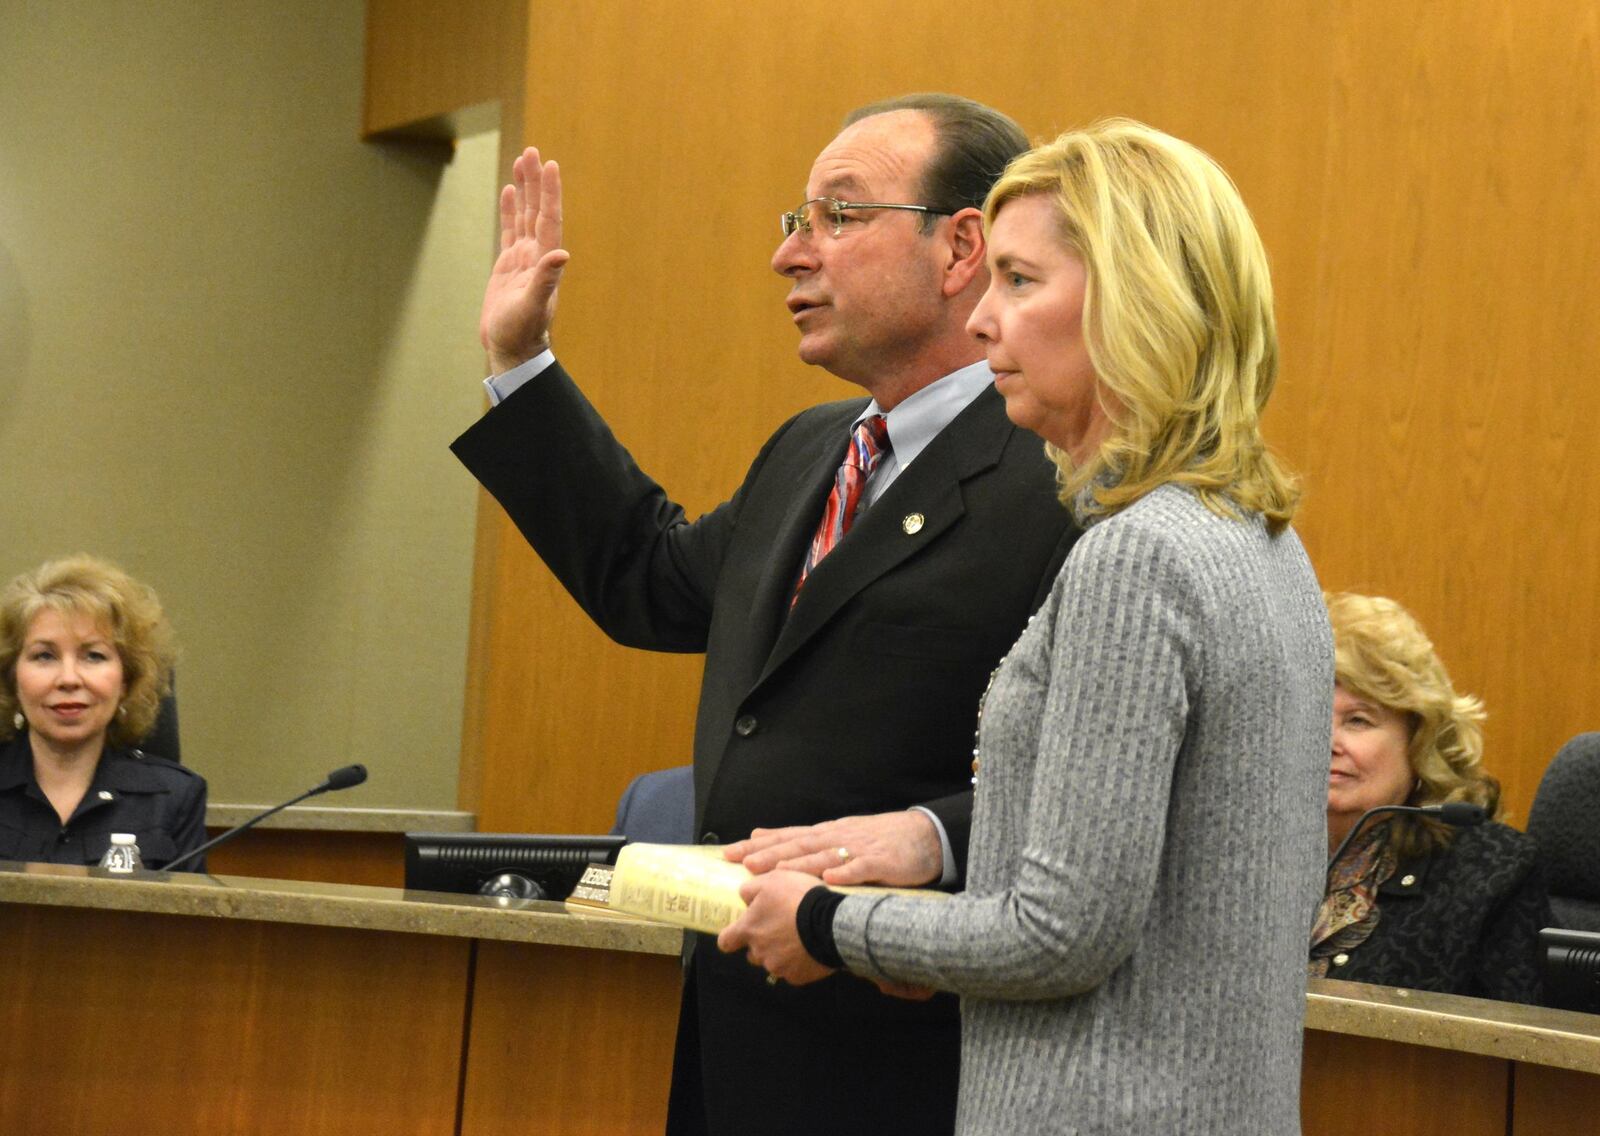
[0,735,157,796]
[854,360,994,471]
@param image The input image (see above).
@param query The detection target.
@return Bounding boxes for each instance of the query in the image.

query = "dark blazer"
[452,363,1079,1136]
[0,732,209,871]
[1326,822,1550,1005]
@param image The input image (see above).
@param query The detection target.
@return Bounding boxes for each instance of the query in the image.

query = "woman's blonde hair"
[984,118,1299,532]
[1326,591,1501,857]
[0,555,175,748]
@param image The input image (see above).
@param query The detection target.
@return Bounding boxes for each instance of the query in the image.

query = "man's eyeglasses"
[779,197,952,239]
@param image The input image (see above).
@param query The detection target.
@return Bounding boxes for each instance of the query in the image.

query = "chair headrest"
[1527,732,1600,900]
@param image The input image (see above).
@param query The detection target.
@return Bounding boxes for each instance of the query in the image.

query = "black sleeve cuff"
[796,885,847,970]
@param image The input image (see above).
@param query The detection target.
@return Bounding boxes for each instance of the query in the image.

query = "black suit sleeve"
[452,362,794,652]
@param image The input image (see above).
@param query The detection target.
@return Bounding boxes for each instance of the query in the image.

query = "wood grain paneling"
[1512,1061,1600,1134]
[363,0,525,139]
[0,904,468,1135]
[204,828,405,887]
[366,0,1600,841]
[1302,1030,1508,1136]
[461,940,682,1135]
[1262,0,1600,826]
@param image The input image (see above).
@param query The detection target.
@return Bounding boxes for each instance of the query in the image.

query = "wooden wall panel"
[363,0,525,138]
[0,904,468,1135]
[365,1,1600,835]
[1301,1030,1508,1136]
[1261,0,1600,825]
[204,828,405,888]
[461,941,682,1135]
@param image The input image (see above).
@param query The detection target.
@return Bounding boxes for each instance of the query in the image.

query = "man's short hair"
[843,93,1029,221]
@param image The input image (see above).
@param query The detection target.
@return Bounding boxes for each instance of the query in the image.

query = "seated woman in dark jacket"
[1314,592,1549,1003]
[0,555,208,870]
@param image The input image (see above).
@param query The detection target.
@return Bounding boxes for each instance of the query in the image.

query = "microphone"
[164,764,369,873]
[322,764,369,791]
[1327,801,1487,872]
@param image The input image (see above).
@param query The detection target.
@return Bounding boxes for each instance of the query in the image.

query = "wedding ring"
[837,847,851,862]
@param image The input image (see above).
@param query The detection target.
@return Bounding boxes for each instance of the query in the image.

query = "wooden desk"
[1302,980,1600,1134]
[3,865,1597,1134]
[0,864,680,1136]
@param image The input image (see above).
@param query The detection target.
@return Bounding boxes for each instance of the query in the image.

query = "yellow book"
[605,842,947,934]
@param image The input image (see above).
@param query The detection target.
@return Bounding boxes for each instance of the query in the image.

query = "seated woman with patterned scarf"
[1314,592,1550,1004]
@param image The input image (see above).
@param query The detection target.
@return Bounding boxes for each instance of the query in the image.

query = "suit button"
[700,832,720,845]
[734,715,758,737]
[1332,953,1349,967]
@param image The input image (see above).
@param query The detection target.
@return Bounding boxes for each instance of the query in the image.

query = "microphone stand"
[165,765,368,873]
[1327,801,1487,874]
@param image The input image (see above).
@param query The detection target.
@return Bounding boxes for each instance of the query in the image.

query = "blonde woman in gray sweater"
[721,119,1332,1134]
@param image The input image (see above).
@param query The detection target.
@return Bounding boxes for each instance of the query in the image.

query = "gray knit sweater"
[832,483,1332,1135]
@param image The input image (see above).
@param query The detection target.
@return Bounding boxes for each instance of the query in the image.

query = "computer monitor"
[404,832,627,901]
[1539,927,1600,1013]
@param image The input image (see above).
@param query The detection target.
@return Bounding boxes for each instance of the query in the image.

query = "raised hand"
[725,810,944,888]
[480,147,571,375]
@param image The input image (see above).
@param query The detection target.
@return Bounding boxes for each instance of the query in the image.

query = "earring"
[11,711,22,731]
[118,704,128,718]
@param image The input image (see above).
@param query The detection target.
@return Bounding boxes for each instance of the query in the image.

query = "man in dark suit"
[452,94,1078,1136]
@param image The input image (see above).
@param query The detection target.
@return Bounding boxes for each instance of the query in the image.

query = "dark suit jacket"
[1328,822,1550,1005]
[452,362,1079,1136]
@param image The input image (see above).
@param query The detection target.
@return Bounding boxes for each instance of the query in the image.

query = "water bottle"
[99,833,144,873]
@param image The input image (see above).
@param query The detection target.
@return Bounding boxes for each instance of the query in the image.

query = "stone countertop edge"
[0,863,684,958]
[203,804,477,832]
[1307,978,1600,1075]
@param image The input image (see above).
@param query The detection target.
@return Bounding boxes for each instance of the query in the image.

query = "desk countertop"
[1307,978,1600,1074]
[3,863,1597,1075]
[0,861,682,957]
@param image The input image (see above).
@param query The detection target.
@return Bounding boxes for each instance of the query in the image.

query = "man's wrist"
[484,349,558,406]
[487,341,549,376]
[908,805,957,888]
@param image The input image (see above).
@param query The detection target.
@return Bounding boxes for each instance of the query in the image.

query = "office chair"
[1526,732,1600,931]
[136,673,182,764]
[610,764,694,845]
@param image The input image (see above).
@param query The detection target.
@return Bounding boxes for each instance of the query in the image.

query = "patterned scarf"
[1308,821,1399,978]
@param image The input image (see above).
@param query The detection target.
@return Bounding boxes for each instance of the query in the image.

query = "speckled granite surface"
[1308,978,1600,1074]
[0,861,682,956]
[202,804,476,832]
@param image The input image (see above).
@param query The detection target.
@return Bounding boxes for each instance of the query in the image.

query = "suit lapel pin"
[902,512,925,535]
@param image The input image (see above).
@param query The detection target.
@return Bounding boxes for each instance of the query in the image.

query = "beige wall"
[0,1,495,807]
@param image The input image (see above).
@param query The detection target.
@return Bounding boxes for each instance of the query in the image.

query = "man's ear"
[941,208,987,298]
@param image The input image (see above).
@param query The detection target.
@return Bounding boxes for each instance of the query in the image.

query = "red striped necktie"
[792,415,891,605]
